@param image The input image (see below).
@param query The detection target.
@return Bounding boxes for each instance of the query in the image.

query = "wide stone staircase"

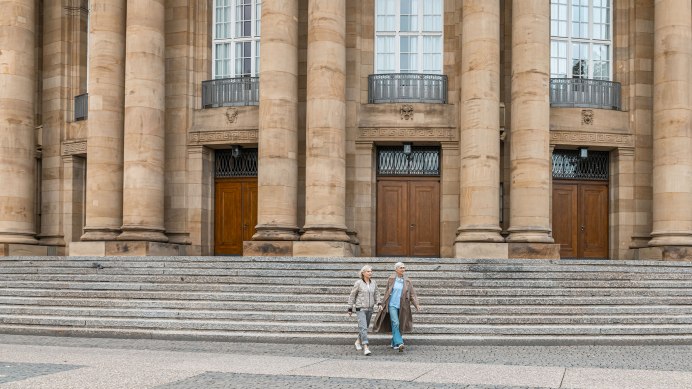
[2,256,692,345]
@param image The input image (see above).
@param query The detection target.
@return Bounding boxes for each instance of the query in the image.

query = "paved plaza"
[1,335,692,388]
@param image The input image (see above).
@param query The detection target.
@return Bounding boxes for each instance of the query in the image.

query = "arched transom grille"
[215,148,258,178]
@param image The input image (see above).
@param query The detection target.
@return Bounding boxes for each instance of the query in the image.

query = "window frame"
[550,0,613,81]
[374,0,444,75]
[212,0,262,79]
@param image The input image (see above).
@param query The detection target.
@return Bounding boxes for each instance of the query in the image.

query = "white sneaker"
[364,348,372,356]
[398,344,405,352]
[354,340,362,351]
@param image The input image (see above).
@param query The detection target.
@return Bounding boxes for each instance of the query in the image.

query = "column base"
[301,226,350,242]
[81,229,120,241]
[243,241,294,256]
[118,227,168,243]
[293,241,358,257]
[636,246,692,261]
[508,243,561,259]
[0,243,50,257]
[649,234,692,247]
[454,242,508,259]
[252,225,300,241]
[69,241,183,256]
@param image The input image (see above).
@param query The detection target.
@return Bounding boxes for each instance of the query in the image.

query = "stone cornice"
[550,130,634,148]
[62,139,87,156]
[188,129,258,145]
[358,127,457,141]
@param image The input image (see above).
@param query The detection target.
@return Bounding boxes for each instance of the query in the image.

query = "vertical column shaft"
[0,0,38,244]
[649,0,692,246]
[301,0,349,242]
[253,0,300,241]
[457,0,503,243]
[118,0,167,242]
[507,0,553,243]
[82,0,126,241]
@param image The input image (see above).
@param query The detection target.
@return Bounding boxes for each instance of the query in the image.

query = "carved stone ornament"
[400,104,414,120]
[581,109,594,126]
[62,139,87,156]
[225,108,239,124]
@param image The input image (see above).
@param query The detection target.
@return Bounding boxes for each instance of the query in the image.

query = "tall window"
[213,0,261,78]
[550,0,611,80]
[375,0,443,74]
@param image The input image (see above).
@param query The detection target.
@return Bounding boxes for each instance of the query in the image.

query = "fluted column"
[507,0,553,243]
[456,0,503,243]
[301,0,349,242]
[649,0,692,247]
[118,0,167,242]
[81,0,126,241]
[0,0,38,244]
[253,0,300,241]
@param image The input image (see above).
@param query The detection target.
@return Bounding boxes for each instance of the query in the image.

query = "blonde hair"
[394,262,405,270]
[359,265,373,280]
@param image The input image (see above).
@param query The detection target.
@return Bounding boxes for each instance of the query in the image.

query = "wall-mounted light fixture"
[578,147,588,159]
[231,145,242,158]
[403,142,412,160]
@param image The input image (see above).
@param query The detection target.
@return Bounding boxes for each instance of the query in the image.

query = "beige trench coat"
[373,274,420,333]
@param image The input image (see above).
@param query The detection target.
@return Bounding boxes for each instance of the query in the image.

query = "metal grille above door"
[215,148,258,178]
[552,150,609,180]
[377,146,440,176]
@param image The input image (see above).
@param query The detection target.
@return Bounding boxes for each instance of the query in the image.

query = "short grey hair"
[359,265,373,280]
[394,262,405,270]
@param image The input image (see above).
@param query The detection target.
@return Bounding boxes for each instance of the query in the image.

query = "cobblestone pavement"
[2,335,692,388]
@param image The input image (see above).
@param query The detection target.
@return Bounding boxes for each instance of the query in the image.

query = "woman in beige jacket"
[348,265,381,356]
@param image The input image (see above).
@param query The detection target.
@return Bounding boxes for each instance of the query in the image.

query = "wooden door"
[376,178,440,257]
[215,179,257,255]
[552,180,608,258]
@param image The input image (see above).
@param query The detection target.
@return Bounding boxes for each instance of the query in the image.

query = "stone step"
[5,281,692,297]
[5,260,692,275]
[4,266,692,280]
[4,314,692,336]
[3,305,692,325]
[5,288,692,305]
[5,297,692,315]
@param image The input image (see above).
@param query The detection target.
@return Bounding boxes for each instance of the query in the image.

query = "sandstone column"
[300,0,350,244]
[252,0,300,242]
[507,0,554,244]
[81,0,126,241]
[649,0,692,247]
[0,0,38,245]
[456,0,504,246]
[118,0,167,242]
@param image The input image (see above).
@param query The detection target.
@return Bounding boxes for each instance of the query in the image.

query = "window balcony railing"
[550,78,621,110]
[368,73,447,104]
[202,77,259,108]
[74,93,88,121]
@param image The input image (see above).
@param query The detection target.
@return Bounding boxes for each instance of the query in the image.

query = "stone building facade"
[0,0,690,260]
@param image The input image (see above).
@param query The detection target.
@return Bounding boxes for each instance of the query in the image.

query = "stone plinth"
[455,243,508,259]
[0,244,49,257]
[293,241,357,257]
[243,241,293,257]
[508,243,561,259]
[638,246,692,261]
[69,241,182,256]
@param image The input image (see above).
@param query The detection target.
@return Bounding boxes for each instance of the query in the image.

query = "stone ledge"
[293,241,358,257]
[508,243,561,259]
[69,241,183,257]
[243,241,294,256]
[637,246,692,261]
[454,242,509,259]
[0,244,50,257]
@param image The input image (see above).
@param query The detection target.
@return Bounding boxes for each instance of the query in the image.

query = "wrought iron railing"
[550,78,621,110]
[377,146,440,176]
[368,73,447,104]
[74,93,88,121]
[552,150,609,180]
[215,148,258,177]
[202,77,259,108]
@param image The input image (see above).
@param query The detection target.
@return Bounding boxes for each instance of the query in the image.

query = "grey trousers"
[357,309,373,345]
